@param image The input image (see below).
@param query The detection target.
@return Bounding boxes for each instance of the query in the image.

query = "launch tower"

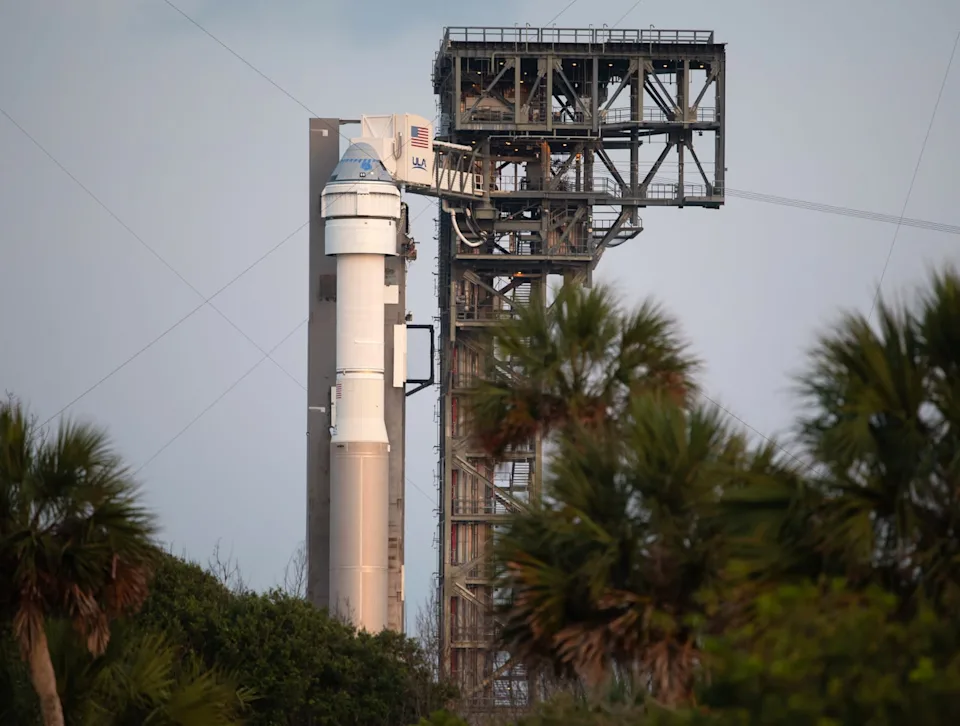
[431,25,727,715]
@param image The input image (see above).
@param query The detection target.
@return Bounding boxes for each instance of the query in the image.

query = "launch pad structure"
[306,22,726,720]
[431,25,726,713]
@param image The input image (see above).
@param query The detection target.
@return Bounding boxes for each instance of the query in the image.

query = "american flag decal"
[410,125,430,149]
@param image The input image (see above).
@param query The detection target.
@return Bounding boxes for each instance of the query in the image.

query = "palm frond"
[44,617,250,726]
[468,283,700,458]
[494,392,778,704]
[0,397,159,667]
[784,267,960,607]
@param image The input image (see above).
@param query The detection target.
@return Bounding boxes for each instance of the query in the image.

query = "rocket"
[320,142,400,632]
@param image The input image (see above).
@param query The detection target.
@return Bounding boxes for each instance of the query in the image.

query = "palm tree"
[724,267,960,611]
[495,393,790,706]
[465,284,741,705]
[47,618,254,726]
[0,397,158,726]
[468,283,700,458]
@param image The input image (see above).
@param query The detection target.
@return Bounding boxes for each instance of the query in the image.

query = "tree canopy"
[465,268,960,725]
[134,553,454,725]
[6,265,960,725]
[0,397,159,726]
[3,552,454,725]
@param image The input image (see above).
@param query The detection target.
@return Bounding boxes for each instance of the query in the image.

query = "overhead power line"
[161,1,416,167]
[0,105,306,395]
[643,173,960,235]
[868,29,960,321]
[161,0,960,243]
[38,220,308,428]
[725,187,960,235]
[697,391,815,474]
[131,0,603,472]
[406,478,436,505]
[6,0,422,437]
[161,0,960,244]
[6,112,956,453]
[131,316,437,494]
[410,177,960,237]
[148,4,960,486]
[613,0,645,29]
[681,31,960,471]
[162,0,317,117]
[547,0,579,26]
[7,0,409,428]
[13,1,956,476]
[135,317,307,474]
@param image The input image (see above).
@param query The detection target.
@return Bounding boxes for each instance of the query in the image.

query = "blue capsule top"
[329,142,395,184]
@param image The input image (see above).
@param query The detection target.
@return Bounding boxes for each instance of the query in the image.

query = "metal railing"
[452,367,479,389]
[451,624,497,642]
[490,174,720,202]
[452,362,520,389]
[444,26,715,46]
[645,181,713,198]
[461,105,718,125]
[455,301,518,323]
[601,106,718,123]
[455,237,596,257]
[592,213,642,237]
[461,106,587,125]
[452,497,512,517]
[450,424,537,454]
[498,441,536,456]
[461,107,515,124]
[494,173,622,197]
[450,557,496,578]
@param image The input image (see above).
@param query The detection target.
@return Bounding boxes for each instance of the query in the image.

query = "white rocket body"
[320,143,400,632]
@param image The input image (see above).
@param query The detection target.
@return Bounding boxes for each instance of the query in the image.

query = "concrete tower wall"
[385,240,407,632]
[306,118,339,610]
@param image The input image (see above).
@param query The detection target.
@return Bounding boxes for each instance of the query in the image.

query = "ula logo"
[411,156,427,170]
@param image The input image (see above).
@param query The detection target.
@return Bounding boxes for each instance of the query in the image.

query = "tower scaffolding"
[431,25,726,718]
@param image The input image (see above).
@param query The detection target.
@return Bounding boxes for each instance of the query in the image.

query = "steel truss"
[430,25,725,718]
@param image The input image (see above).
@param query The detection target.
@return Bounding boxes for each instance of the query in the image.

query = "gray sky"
[2,0,958,631]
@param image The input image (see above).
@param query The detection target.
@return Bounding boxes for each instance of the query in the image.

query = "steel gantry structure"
[430,25,726,716]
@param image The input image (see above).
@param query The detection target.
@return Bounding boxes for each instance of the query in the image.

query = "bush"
[137,554,453,725]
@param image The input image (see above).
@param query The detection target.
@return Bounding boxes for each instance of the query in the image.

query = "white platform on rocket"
[320,142,401,633]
